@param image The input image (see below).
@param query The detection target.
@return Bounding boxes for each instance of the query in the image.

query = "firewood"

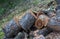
[36,28,53,36]
[3,36,14,39]
[14,32,27,39]
[35,14,49,29]
[2,11,36,38]
[18,11,36,31]
[46,32,60,39]
[2,19,21,38]
[29,28,53,37]
[47,16,60,31]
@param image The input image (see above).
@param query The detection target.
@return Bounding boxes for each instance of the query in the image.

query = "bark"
[3,19,21,38]
[35,14,49,29]
[14,32,27,39]
[29,28,52,37]
[2,11,36,38]
[47,16,60,31]
[19,12,36,31]
[34,10,60,31]
[46,32,60,39]
[36,28,53,36]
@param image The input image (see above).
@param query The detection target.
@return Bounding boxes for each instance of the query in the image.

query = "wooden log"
[46,32,60,39]
[14,32,26,39]
[2,19,21,38]
[2,11,36,38]
[35,11,60,31]
[29,28,53,37]
[47,16,60,31]
[47,1,54,7]
[36,28,53,36]
[18,11,36,31]
[34,10,60,31]
[35,14,49,29]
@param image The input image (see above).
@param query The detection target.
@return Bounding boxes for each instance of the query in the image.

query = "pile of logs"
[2,0,60,39]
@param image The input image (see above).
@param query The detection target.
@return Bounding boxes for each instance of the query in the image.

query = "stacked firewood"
[2,0,60,39]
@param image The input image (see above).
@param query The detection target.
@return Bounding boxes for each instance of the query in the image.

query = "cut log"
[47,16,60,31]
[29,28,53,37]
[34,10,60,31]
[46,32,60,39]
[2,11,36,38]
[36,28,53,36]
[19,11,36,31]
[35,14,49,29]
[35,11,60,31]
[2,19,21,38]
[14,32,27,39]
